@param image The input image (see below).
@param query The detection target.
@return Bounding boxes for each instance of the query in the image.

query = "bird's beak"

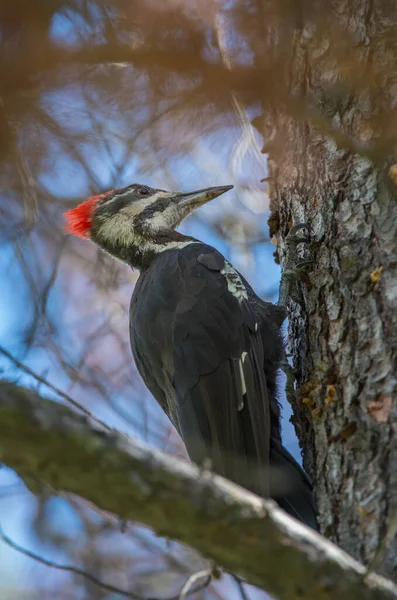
[174,185,233,208]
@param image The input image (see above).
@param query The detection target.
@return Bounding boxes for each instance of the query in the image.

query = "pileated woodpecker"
[64,183,318,529]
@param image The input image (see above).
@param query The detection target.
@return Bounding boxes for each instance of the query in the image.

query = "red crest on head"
[64,191,115,238]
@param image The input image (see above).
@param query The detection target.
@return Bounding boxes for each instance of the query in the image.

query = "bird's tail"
[269,440,319,531]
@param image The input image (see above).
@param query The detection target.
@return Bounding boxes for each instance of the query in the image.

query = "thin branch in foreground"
[1,380,397,600]
[0,525,142,600]
[0,524,212,600]
[231,576,251,600]
[0,345,112,431]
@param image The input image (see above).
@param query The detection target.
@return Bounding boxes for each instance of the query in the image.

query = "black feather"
[130,242,318,529]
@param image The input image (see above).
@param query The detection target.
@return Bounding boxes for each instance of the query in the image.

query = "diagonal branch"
[0,525,212,600]
[0,525,143,600]
[0,380,396,600]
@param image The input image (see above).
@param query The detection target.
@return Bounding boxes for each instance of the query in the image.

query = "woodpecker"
[64,183,318,529]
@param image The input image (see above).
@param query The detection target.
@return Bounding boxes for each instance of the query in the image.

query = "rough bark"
[1,380,397,600]
[262,0,397,578]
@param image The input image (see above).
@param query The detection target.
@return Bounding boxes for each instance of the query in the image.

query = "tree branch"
[0,380,396,600]
[0,525,143,600]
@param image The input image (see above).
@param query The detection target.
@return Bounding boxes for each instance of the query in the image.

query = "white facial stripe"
[146,204,182,231]
[120,197,155,217]
[102,190,172,223]
[136,236,198,254]
[95,188,200,264]
[144,191,206,231]
[104,188,170,207]
[96,210,198,255]
[97,189,173,247]
[147,190,171,203]
[98,212,135,247]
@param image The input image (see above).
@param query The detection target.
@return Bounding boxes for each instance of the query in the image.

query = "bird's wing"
[169,245,271,497]
[130,244,318,525]
[130,243,271,496]
[130,252,181,429]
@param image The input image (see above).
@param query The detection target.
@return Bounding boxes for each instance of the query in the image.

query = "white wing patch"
[238,351,248,410]
[221,261,248,302]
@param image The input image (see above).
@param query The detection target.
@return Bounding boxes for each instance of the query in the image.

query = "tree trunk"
[260,0,397,578]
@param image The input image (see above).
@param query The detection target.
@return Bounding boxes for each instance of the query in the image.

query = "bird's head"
[64,183,233,268]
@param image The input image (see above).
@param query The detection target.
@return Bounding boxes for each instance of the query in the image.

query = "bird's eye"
[137,187,149,196]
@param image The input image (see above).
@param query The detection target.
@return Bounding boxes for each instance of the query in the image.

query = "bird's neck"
[97,228,198,270]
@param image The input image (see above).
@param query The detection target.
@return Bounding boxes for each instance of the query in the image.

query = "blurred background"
[0,0,363,598]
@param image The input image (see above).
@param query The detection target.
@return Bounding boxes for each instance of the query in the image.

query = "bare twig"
[0,346,112,431]
[231,576,251,600]
[214,14,264,177]
[0,525,143,600]
[0,522,211,600]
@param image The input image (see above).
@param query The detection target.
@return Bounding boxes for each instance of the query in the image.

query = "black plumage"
[130,242,318,529]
